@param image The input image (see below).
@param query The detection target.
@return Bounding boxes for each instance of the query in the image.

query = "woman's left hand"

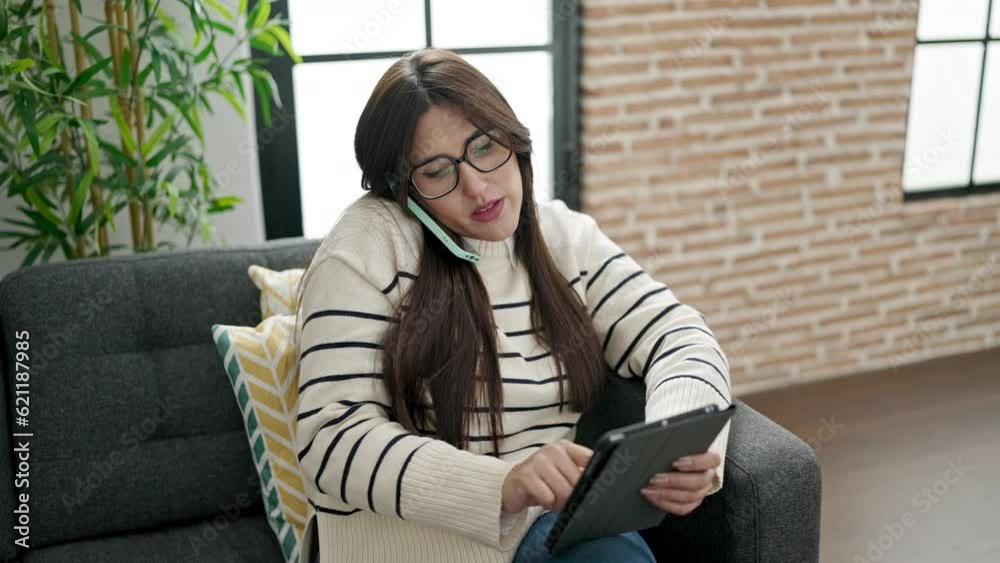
[639,451,720,516]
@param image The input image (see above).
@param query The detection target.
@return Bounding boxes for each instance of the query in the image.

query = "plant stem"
[127,0,154,250]
[111,0,143,252]
[44,0,83,258]
[125,0,161,121]
[70,0,109,257]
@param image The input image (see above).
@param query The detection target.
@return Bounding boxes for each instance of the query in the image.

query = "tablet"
[544,402,736,555]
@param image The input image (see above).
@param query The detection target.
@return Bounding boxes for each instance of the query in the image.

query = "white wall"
[0,0,266,279]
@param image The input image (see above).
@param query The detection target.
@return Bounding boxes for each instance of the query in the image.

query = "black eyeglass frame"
[406,128,514,200]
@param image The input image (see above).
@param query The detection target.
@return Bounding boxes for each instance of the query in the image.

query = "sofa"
[0,237,821,562]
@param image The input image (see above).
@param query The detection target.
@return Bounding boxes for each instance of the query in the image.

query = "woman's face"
[406,104,522,242]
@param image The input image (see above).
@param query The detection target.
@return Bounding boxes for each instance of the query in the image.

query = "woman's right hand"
[501,439,594,514]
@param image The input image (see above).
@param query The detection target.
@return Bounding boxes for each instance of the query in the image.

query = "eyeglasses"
[408,128,513,200]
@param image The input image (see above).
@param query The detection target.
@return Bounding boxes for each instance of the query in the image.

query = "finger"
[640,488,702,515]
[646,485,706,504]
[537,461,575,509]
[524,475,557,510]
[672,451,721,472]
[562,442,594,467]
[550,447,586,488]
[648,469,714,491]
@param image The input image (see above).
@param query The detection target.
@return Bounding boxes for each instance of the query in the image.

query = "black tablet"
[544,403,736,555]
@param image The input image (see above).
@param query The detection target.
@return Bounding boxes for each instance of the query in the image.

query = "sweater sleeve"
[558,201,733,495]
[294,250,530,549]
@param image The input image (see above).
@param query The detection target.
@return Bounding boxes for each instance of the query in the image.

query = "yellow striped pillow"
[248,265,305,319]
[211,314,315,563]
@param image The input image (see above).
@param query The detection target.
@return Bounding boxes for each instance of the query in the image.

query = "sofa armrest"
[576,375,822,563]
[639,399,822,563]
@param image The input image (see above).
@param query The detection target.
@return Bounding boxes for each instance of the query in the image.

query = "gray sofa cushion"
[22,513,281,563]
[0,237,319,553]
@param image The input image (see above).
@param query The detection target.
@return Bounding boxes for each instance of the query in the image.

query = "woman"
[294,47,732,563]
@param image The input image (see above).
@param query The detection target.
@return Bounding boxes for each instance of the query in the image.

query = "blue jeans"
[512,510,657,563]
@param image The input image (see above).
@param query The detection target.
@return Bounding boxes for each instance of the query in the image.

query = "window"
[903,0,1000,200]
[253,1,581,239]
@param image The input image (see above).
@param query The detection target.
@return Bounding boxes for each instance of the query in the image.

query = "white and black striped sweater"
[293,192,732,563]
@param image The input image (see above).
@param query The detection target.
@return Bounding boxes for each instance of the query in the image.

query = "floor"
[742,346,1000,563]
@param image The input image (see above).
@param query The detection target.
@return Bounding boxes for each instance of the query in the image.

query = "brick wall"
[577,0,1000,394]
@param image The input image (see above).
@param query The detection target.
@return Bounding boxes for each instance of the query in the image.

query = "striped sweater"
[292,192,733,563]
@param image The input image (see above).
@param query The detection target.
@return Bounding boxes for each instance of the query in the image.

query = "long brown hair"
[350,48,607,456]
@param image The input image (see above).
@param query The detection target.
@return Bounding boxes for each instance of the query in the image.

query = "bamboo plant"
[0,0,300,266]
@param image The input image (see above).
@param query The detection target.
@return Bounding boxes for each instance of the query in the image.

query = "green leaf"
[10,75,85,106]
[12,1,29,18]
[57,236,74,261]
[249,0,270,30]
[251,67,281,108]
[185,102,204,143]
[65,56,113,96]
[165,180,179,217]
[146,136,188,168]
[138,55,156,86]
[141,112,176,155]
[20,150,66,173]
[10,238,42,251]
[198,162,211,195]
[70,83,116,101]
[100,139,138,168]
[7,24,30,42]
[79,120,101,175]
[6,58,33,73]
[154,6,176,33]
[39,11,61,68]
[194,38,215,63]
[24,187,62,229]
[71,32,106,65]
[252,74,271,127]
[35,112,65,137]
[146,95,167,121]
[103,200,114,229]
[119,45,131,86]
[40,66,68,80]
[211,87,246,120]
[230,70,246,100]
[250,35,276,54]
[238,0,247,17]
[162,95,204,144]
[204,0,234,21]
[19,207,61,238]
[205,19,234,36]
[23,242,45,267]
[0,230,33,240]
[263,25,301,64]
[2,218,39,231]
[41,239,59,262]
[197,91,212,114]
[0,0,8,41]
[82,22,112,41]
[10,168,61,198]
[110,97,138,155]
[68,170,94,229]
[78,208,97,236]
[14,74,56,98]
[14,93,40,157]
[207,194,242,213]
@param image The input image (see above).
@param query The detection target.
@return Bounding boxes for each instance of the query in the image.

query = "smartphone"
[386,175,481,263]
